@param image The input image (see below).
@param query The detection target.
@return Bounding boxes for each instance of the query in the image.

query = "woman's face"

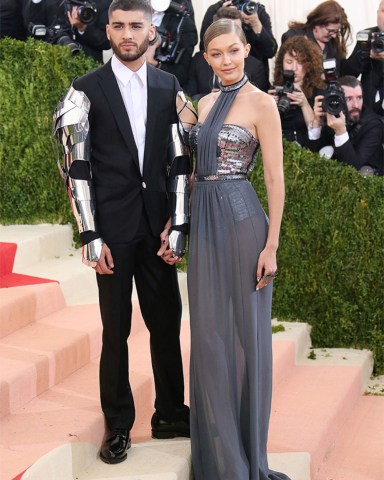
[313,23,342,44]
[283,52,306,86]
[204,32,250,86]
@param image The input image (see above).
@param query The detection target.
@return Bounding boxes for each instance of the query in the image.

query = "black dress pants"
[96,215,187,431]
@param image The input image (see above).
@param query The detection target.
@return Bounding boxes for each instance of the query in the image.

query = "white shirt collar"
[111,55,147,89]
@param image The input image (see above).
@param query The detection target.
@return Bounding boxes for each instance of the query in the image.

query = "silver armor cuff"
[168,230,186,258]
[53,85,101,253]
[82,237,105,267]
[167,174,189,226]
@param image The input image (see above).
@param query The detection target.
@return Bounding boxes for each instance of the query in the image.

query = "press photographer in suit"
[145,0,198,87]
[199,0,277,83]
[311,75,384,176]
[53,0,195,464]
[342,0,384,116]
[23,0,111,62]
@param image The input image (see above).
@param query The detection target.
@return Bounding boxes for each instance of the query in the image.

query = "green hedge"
[0,37,98,227]
[1,38,383,373]
[250,143,384,374]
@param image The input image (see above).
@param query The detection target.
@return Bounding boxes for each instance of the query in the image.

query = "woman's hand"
[256,246,277,289]
[287,88,309,108]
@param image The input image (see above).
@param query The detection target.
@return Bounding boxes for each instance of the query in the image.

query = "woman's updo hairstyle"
[204,18,247,52]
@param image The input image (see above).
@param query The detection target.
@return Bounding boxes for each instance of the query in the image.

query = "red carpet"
[0,242,57,288]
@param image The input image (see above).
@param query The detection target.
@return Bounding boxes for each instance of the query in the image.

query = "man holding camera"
[23,0,111,62]
[199,0,277,83]
[344,0,384,117]
[145,0,197,87]
[311,75,384,176]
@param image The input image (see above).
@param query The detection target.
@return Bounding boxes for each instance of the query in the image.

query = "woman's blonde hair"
[203,18,247,52]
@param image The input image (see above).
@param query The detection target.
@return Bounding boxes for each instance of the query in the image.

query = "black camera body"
[322,58,346,117]
[154,1,190,63]
[64,0,98,25]
[356,29,384,56]
[231,0,260,16]
[29,23,82,54]
[371,31,384,53]
[274,70,296,115]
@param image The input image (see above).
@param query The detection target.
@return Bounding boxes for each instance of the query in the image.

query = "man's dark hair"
[338,75,362,89]
[109,0,153,21]
[213,7,242,22]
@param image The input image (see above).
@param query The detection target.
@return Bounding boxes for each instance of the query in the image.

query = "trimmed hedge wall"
[1,38,383,373]
[250,143,384,374]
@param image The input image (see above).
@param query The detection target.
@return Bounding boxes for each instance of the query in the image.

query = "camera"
[356,29,384,56]
[29,24,82,55]
[231,0,259,16]
[153,0,190,64]
[65,0,97,25]
[322,58,346,117]
[371,31,384,53]
[274,70,296,115]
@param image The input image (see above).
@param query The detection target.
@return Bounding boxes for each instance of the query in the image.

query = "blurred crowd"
[0,0,383,175]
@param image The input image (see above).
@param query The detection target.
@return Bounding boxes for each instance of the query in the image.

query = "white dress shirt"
[111,55,148,175]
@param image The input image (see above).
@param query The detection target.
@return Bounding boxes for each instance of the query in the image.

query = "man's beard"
[109,37,149,63]
[348,108,362,124]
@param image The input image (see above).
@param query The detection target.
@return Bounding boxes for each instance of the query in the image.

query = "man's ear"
[149,24,157,43]
[106,24,110,41]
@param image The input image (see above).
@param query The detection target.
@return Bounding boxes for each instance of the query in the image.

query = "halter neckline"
[220,75,248,93]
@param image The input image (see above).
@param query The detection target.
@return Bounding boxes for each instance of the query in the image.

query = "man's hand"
[326,111,347,135]
[93,243,114,275]
[67,6,87,32]
[241,10,262,34]
[157,227,181,265]
[370,49,384,60]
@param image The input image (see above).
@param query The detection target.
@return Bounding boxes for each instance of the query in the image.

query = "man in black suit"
[23,0,111,62]
[199,0,277,84]
[185,7,268,100]
[342,0,384,117]
[53,0,191,464]
[311,76,383,175]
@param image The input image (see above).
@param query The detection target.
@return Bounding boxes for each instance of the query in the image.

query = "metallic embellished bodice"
[190,123,260,179]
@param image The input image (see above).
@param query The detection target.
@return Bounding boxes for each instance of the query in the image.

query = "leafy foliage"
[250,141,384,373]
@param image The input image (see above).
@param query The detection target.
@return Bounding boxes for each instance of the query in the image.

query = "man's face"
[377,0,384,31]
[342,85,363,123]
[106,9,155,66]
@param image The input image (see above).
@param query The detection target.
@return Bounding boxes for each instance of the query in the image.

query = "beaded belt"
[195,174,247,182]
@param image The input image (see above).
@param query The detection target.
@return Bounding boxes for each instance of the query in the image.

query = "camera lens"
[372,37,384,53]
[277,96,291,115]
[323,94,343,116]
[78,6,96,24]
[244,1,258,15]
[56,35,82,54]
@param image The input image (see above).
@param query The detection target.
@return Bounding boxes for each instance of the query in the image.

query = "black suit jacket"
[343,27,384,116]
[73,61,181,245]
[317,106,384,174]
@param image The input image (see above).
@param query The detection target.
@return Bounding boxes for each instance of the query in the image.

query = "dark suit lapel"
[97,61,140,170]
[144,67,162,174]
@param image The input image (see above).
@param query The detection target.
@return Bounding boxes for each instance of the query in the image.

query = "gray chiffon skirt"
[188,179,290,480]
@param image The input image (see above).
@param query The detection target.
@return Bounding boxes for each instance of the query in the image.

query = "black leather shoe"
[99,428,131,464]
[151,412,190,439]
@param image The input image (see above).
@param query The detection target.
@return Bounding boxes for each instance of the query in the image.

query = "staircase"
[0,225,383,480]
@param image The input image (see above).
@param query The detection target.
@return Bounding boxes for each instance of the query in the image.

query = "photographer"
[185,7,268,100]
[343,0,384,116]
[311,76,384,176]
[145,0,197,87]
[199,0,277,82]
[281,0,352,78]
[23,0,111,62]
[269,36,325,149]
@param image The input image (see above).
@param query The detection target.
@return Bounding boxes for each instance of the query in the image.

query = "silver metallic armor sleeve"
[52,85,103,267]
[167,91,195,258]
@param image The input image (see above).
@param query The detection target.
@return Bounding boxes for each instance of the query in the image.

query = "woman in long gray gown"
[187,19,289,480]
